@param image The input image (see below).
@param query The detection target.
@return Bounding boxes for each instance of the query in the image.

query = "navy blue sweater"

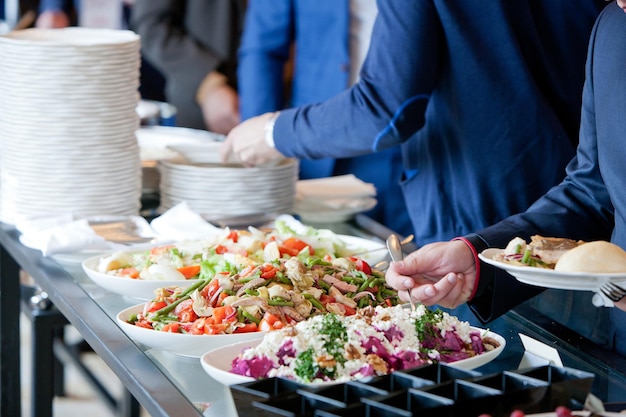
[273,0,605,244]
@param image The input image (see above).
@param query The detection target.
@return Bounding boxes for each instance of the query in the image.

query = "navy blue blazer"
[468,3,626,356]
[272,0,604,244]
[238,0,412,235]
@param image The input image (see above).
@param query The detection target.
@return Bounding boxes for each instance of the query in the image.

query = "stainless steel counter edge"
[0,225,203,417]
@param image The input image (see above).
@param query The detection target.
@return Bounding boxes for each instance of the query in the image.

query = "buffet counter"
[2,215,626,417]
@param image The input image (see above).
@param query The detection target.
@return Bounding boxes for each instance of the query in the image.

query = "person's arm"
[223,0,439,165]
[272,0,440,159]
[237,0,294,120]
[131,0,243,132]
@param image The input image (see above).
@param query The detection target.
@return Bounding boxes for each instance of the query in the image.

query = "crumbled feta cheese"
[230,305,493,384]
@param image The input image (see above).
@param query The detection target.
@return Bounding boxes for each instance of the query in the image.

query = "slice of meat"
[529,235,583,265]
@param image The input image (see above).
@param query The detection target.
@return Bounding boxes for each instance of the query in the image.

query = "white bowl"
[117,303,265,358]
[200,328,506,386]
[82,252,201,300]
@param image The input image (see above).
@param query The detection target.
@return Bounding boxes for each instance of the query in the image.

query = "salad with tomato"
[97,217,379,282]
[124,238,399,336]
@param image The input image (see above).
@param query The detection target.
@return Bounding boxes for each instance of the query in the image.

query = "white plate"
[479,248,626,291]
[337,234,386,265]
[200,328,506,386]
[82,252,200,300]
[116,304,265,358]
[294,198,377,224]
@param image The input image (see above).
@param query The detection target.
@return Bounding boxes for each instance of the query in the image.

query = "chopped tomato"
[134,319,153,329]
[278,245,299,257]
[161,323,180,333]
[119,267,140,279]
[239,265,256,278]
[212,305,236,323]
[205,323,229,335]
[200,278,221,300]
[190,318,207,335]
[260,264,277,279]
[319,294,336,305]
[177,265,202,279]
[174,299,198,323]
[233,322,258,333]
[147,300,167,312]
[354,259,372,275]
[227,230,238,243]
[178,265,201,279]
[215,244,228,254]
[342,305,357,316]
[279,237,314,257]
[258,312,286,332]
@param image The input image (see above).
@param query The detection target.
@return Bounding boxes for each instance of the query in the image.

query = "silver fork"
[386,234,416,311]
[599,282,626,302]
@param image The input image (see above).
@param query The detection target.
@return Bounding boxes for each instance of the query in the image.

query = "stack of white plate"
[158,158,299,219]
[136,126,226,193]
[0,28,142,224]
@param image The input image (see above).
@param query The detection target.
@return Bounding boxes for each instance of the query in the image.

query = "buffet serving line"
[2,213,626,417]
[2,26,626,417]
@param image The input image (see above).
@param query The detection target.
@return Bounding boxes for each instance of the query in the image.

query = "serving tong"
[387,233,417,311]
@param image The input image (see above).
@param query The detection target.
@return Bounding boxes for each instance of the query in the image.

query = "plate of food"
[478,236,626,291]
[200,305,505,386]
[116,242,402,357]
[116,302,264,357]
[82,219,388,300]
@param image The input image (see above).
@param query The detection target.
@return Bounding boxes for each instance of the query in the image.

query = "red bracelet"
[451,237,480,300]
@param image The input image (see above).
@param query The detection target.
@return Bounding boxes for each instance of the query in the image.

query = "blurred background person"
[237,0,412,235]
[1,0,39,33]
[131,0,246,133]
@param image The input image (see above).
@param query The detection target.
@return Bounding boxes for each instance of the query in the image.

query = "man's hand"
[385,240,477,309]
[35,10,70,28]
[221,112,285,166]
[199,83,240,135]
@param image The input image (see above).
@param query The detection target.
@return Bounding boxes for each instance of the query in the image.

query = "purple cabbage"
[277,340,296,365]
[230,356,275,378]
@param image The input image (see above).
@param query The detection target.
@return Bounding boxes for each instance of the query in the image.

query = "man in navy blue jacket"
[237,0,411,236]
[386,1,626,358]
[223,0,604,246]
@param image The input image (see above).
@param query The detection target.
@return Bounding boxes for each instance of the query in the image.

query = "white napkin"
[296,174,377,201]
[17,215,123,256]
[149,201,223,241]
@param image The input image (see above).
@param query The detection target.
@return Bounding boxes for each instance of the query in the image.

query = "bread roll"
[555,241,626,273]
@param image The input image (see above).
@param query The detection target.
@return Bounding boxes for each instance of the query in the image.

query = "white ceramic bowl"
[200,328,506,386]
[116,303,265,358]
[82,253,202,300]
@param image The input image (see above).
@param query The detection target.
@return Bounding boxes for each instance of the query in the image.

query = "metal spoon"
[386,234,416,311]
[352,234,415,257]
